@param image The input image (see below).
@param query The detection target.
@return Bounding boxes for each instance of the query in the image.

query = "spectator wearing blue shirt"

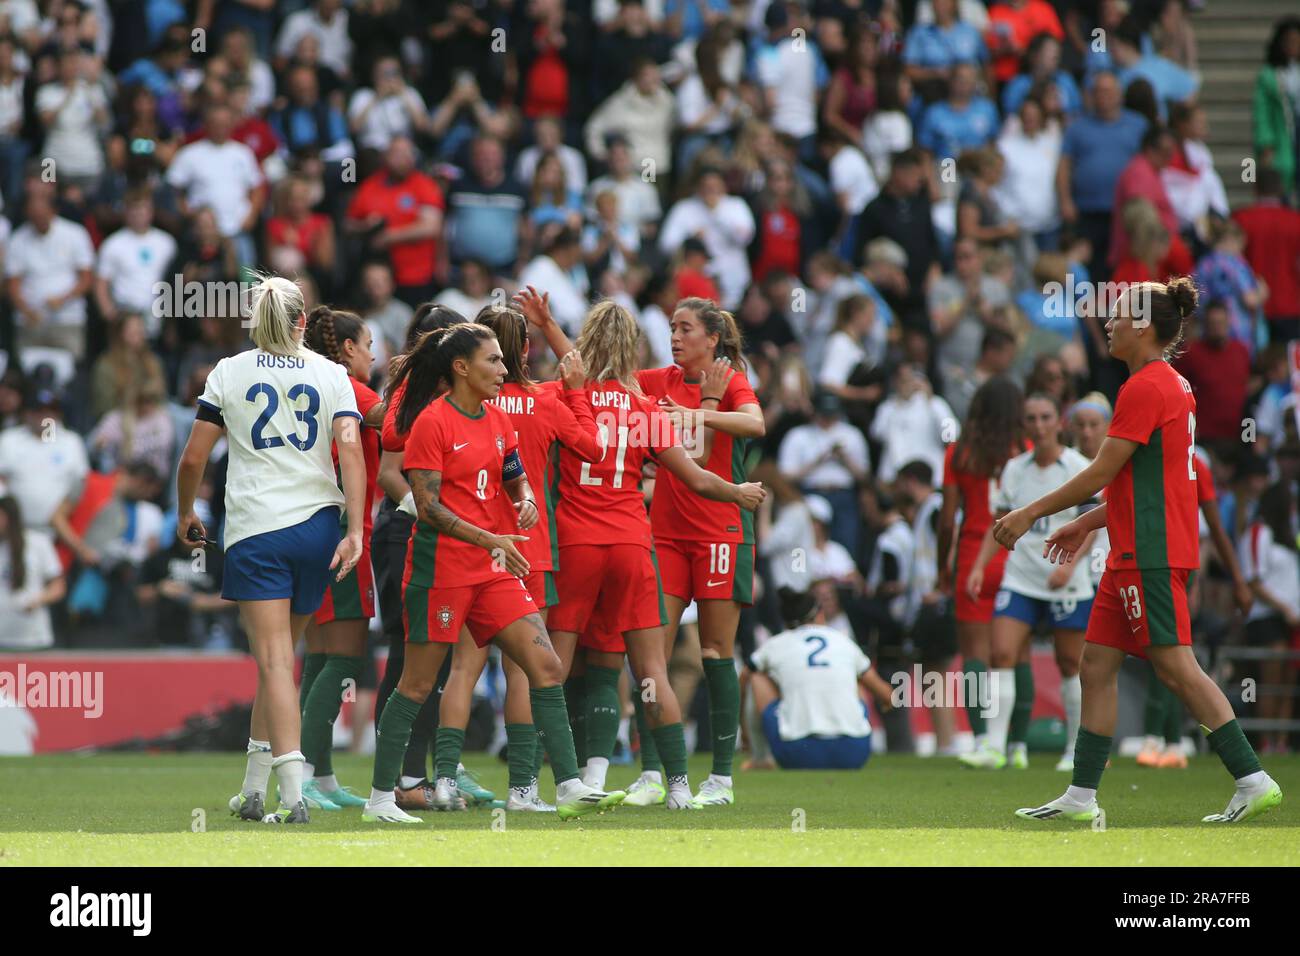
[917,63,999,162]
[447,135,529,272]
[117,32,190,133]
[268,66,351,161]
[1056,70,1147,277]
[903,0,988,101]
[1110,16,1198,121]
[665,0,730,42]
[1001,33,1082,117]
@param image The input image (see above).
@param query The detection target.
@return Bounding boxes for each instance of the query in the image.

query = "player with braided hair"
[297,305,386,810]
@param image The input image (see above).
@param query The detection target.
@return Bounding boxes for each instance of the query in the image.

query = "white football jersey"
[198,348,359,550]
[751,623,873,740]
[993,447,1095,601]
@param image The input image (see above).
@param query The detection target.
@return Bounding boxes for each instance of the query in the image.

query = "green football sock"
[650,722,689,778]
[532,727,545,780]
[1163,699,1183,746]
[584,665,622,762]
[372,690,422,791]
[1008,662,1034,745]
[703,658,740,776]
[435,726,466,782]
[564,675,588,767]
[506,723,536,789]
[301,654,364,776]
[1071,728,1112,791]
[530,685,581,785]
[964,658,988,736]
[299,652,326,714]
[633,693,661,773]
[1143,664,1170,737]
[1207,719,1263,780]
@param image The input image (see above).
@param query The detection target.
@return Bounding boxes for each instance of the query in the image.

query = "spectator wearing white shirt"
[221,27,276,114]
[754,3,823,156]
[993,96,1062,251]
[0,36,27,210]
[94,193,177,341]
[870,363,956,485]
[658,166,755,309]
[747,587,893,770]
[5,193,94,360]
[819,127,879,261]
[347,56,430,156]
[0,387,89,535]
[35,48,110,190]
[274,0,352,80]
[165,104,264,265]
[515,116,588,194]
[433,259,495,326]
[778,390,870,558]
[818,294,888,408]
[517,228,591,335]
[584,58,675,180]
[0,496,65,651]
[757,478,817,593]
[585,133,662,239]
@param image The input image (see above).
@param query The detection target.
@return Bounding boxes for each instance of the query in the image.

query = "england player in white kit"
[175,275,367,824]
[964,394,1096,772]
[749,588,895,769]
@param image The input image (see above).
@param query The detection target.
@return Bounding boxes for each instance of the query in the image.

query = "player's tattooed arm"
[407,468,490,547]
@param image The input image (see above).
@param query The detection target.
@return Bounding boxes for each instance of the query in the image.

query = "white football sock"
[987,668,1015,754]
[271,751,305,807]
[242,739,272,796]
[302,761,315,782]
[1142,734,1162,751]
[583,757,609,789]
[399,775,424,790]
[641,769,663,785]
[1060,674,1082,758]
[556,778,586,801]
[708,773,733,788]
[668,774,691,797]
[1236,770,1268,792]
[1065,785,1097,805]
[315,773,339,792]
[369,787,395,806]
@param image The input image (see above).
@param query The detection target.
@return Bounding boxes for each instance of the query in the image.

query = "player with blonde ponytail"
[176,274,367,824]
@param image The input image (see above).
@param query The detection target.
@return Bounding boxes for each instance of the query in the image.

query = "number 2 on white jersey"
[579,423,629,488]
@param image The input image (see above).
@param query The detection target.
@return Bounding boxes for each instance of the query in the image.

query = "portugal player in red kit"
[993,279,1281,825]
[542,300,765,809]
[361,322,625,823]
[634,297,766,808]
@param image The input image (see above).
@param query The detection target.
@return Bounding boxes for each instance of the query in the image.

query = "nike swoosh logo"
[706,579,725,587]
[453,442,469,451]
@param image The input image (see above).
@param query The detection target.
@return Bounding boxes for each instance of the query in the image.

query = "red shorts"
[403,575,537,647]
[578,604,626,654]
[1086,567,1193,658]
[551,544,664,635]
[524,570,558,609]
[313,549,375,624]
[654,537,755,606]
[955,544,1004,623]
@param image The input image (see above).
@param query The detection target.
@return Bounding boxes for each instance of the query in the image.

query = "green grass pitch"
[1,753,1296,866]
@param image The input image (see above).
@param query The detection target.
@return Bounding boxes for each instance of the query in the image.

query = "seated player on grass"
[746,587,894,771]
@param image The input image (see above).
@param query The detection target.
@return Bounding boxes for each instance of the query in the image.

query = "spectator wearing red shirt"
[345,136,445,306]
[986,0,1063,84]
[676,237,722,301]
[1174,300,1251,443]
[1109,125,1190,269]
[751,158,807,282]
[1234,168,1300,343]
[266,175,336,281]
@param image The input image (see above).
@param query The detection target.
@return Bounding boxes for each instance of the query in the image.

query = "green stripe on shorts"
[404,583,430,643]
[1141,569,1178,646]
[733,543,755,605]
[544,570,558,608]
[650,546,667,628]
[329,567,365,620]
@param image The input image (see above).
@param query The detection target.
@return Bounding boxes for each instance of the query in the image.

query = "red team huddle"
[193,270,1281,827]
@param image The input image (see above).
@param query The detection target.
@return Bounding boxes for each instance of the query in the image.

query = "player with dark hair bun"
[994,278,1283,825]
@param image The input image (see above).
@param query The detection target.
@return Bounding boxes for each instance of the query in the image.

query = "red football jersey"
[402,396,519,587]
[332,375,382,538]
[556,380,678,550]
[382,379,410,453]
[637,365,758,545]
[1194,451,1215,505]
[489,380,602,571]
[943,442,1007,572]
[1105,361,1199,571]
